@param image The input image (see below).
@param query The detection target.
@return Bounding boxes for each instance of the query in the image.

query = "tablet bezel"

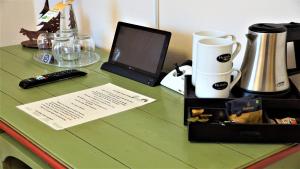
[107,21,171,78]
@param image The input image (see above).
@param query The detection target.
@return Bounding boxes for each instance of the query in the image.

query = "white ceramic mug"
[192,30,236,86]
[195,69,241,98]
[196,38,241,73]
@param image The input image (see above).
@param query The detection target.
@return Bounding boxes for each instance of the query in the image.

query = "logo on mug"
[216,54,231,63]
[212,82,228,90]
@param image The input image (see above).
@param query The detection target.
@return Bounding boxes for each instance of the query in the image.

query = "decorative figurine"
[20,0,60,48]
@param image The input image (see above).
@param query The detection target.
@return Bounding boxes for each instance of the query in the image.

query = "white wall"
[1,0,300,69]
[34,0,156,50]
[74,0,156,50]
[0,0,37,46]
[159,0,300,69]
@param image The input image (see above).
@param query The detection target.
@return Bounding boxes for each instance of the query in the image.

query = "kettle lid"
[249,23,287,33]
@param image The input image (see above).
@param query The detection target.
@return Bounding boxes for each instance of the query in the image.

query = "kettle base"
[231,86,292,98]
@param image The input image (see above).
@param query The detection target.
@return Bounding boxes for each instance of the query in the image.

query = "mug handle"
[222,35,241,60]
[230,68,241,89]
[231,41,241,60]
[223,35,236,42]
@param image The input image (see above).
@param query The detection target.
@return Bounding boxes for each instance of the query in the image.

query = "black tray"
[184,75,300,143]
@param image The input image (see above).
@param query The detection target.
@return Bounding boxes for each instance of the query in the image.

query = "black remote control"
[19,69,87,89]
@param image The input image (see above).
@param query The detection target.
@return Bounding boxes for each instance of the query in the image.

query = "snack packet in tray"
[226,97,263,124]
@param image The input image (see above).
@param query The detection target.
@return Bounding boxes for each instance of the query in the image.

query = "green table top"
[0,45,293,168]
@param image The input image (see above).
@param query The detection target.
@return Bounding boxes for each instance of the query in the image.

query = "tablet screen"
[109,22,171,75]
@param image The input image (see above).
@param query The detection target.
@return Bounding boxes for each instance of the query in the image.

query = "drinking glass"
[37,32,54,50]
[52,37,78,62]
[36,32,55,64]
[76,35,95,56]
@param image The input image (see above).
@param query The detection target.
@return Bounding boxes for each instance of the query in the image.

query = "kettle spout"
[245,33,257,42]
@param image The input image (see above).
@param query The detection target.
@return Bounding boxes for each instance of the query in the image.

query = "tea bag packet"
[226,97,263,124]
[188,108,227,123]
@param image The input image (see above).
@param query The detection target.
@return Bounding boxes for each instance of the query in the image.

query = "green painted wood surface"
[0,45,295,168]
[0,133,51,169]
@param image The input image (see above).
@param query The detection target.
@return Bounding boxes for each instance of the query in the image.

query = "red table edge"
[246,143,300,169]
[0,121,67,169]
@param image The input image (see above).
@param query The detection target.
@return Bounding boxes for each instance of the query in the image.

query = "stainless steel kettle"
[239,23,300,93]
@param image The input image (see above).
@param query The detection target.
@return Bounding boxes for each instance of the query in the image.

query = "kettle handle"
[283,22,300,71]
[283,22,300,42]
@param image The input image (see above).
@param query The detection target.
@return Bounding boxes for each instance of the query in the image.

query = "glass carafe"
[60,0,78,36]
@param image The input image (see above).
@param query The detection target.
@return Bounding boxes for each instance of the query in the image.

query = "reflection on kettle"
[239,22,300,93]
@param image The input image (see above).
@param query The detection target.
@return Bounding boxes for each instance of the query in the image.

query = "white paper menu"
[17,83,155,130]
